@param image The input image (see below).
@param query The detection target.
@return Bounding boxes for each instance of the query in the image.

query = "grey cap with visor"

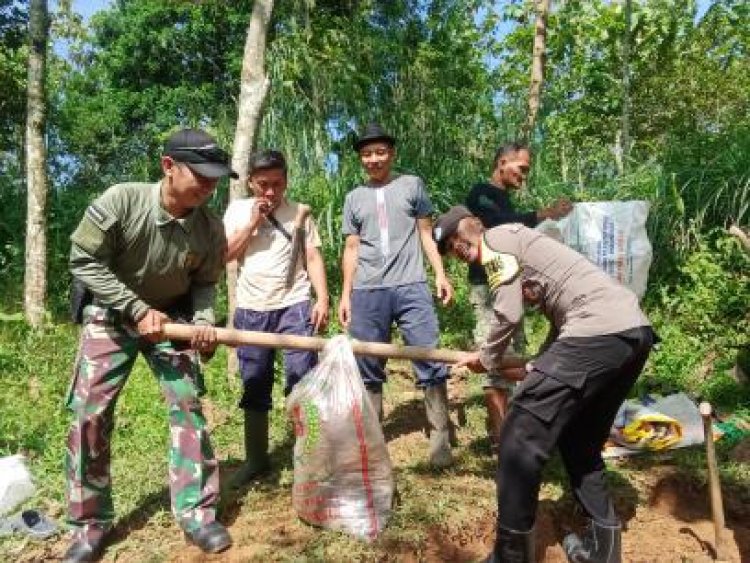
[432,205,475,255]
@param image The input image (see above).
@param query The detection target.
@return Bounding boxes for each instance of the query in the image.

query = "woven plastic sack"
[286,336,394,540]
[536,201,652,298]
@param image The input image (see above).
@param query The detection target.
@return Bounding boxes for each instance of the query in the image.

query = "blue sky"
[69,0,713,25]
[71,0,109,21]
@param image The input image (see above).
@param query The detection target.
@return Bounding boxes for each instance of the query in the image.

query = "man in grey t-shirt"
[338,122,455,468]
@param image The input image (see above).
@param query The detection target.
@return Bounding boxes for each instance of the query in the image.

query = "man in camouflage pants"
[64,129,234,562]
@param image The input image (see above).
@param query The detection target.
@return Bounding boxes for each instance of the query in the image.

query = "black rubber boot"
[184,521,232,554]
[563,520,621,563]
[486,526,536,563]
[366,388,384,422]
[423,382,453,468]
[230,409,270,488]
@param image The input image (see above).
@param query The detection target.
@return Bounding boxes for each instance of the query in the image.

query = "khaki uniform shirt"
[223,198,321,311]
[69,182,226,324]
[479,224,650,372]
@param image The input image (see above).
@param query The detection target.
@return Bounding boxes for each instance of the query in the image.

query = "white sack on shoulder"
[537,200,653,298]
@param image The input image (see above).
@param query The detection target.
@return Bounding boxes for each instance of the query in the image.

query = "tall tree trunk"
[24,0,49,328]
[227,0,274,376]
[523,0,550,141]
[618,0,633,174]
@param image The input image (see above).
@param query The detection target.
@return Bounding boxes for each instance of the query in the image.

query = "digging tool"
[285,204,311,289]
[162,323,526,367]
[699,401,728,561]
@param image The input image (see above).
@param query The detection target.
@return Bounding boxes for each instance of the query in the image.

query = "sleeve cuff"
[479,346,494,372]
[192,316,214,327]
[127,300,150,323]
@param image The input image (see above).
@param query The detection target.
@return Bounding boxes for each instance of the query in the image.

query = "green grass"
[0,314,748,561]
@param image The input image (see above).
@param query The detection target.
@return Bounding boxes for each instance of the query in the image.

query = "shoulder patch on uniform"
[485,253,521,293]
[85,203,116,231]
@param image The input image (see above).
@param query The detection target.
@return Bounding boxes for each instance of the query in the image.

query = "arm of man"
[304,213,329,333]
[191,221,227,326]
[306,244,329,333]
[70,197,150,323]
[456,279,524,374]
[338,234,359,329]
[187,221,227,355]
[224,199,268,263]
[70,198,169,342]
[417,217,453,305]
[466,185,537,228]
[538,198,574,221]
[479,278,524,372]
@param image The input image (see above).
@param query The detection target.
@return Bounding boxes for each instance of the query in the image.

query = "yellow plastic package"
[612,403,683,451]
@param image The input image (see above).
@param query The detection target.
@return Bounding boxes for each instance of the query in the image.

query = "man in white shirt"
[224,150,329,485]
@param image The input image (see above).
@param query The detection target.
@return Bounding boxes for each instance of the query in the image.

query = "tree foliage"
[497,0,749,193]
[0,0,745,402]
[0,0,28,150]
[56,0,254,186]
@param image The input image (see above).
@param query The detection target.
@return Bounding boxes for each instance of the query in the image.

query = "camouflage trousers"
[64,306,219,541]
[468,284,526,391]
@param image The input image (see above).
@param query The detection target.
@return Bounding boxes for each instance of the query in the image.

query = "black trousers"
[496,326,654,531]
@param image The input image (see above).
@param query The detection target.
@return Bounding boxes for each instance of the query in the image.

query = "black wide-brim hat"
[353,122,396,152]
[164,128,238,179]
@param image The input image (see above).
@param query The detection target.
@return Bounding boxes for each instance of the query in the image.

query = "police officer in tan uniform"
[433,206,655,563]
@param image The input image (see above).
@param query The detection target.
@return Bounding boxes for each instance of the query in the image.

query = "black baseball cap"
[432,205,474,254]
[163,128,238,179]
[353,122,396,152]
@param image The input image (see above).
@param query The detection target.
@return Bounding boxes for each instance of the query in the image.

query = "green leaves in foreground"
[642,229,750,408]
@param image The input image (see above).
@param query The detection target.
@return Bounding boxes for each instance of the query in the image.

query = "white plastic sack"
[536,201,652,298]
[0,455,36,516]
[286,336,394,540]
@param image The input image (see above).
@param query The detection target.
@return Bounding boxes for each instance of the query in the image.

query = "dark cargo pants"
[496,326,654,531]
[64,306,220,543]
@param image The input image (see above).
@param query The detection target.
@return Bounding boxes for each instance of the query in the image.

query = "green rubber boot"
[423,382,453,468]
[231,409,271,488]
[366,388,384,422]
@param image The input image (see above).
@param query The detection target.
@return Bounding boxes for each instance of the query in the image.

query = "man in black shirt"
[465,142,572,454]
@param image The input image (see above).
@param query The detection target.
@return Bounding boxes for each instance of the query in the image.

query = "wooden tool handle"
[700,401,728,560]
[163,323,526,367]
[293,203,311,228]
[285,204,311,288]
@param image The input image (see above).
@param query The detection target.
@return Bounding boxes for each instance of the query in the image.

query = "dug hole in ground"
[8,360,748,562]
